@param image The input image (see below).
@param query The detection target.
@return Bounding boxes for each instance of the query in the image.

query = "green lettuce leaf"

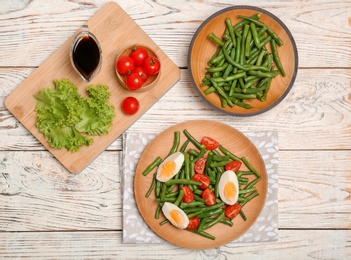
[34,79,115,152]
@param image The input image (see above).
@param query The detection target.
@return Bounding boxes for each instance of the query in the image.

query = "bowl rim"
[187,5,299,117]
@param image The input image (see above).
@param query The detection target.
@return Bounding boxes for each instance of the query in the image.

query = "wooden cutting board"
[5,2,181,174]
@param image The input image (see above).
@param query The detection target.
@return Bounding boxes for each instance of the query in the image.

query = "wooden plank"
[0,1,350,68]
[1,68,350,151]
[0,230,349,259]
[0,150,349,231]
[4,2,181,173]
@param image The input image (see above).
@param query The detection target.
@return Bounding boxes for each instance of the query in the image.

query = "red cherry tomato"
[193,173,210,190]
[202,188,216,206]
[225,203,242,219]
[187,216,200,230]
[143,56,161,75]
[126,72,143,90]
[182,186,194,203]
[132,66,149,83]
[201,136,219,151]
[225,161,242,172]
[130,47,149,66]
[117,56,135,75]
[121,97,140,115]
[194,157,207,174]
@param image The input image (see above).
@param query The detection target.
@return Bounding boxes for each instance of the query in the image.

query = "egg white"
[162,202,189,229]
[156,152,184,182]
[218,170,239,205]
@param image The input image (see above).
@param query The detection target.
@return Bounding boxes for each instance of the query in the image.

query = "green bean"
[145,173,156,198]
[155,203,163,219]
[142,156,162,176]
[210,79,234,107]
[248,70,280,78]
[209,32,224,46]
[225,18,236,45]
[168,131,180,156]
[198,217,209,232]
[240,209,247,221]
[241,190,260,207]
[230,93,257,100]
[159,219,169,226]
[271,39,286,77]
[250,22,261,49]
[182,152,190,179]
[260,77,273,101]
[211,71,246,82]
[180,139,190,153]
[233,13,260,30]
[245,30,252,57]
[164,179,202,186]
[204,86,216,95]
[241,157,261,178]
[237,15,284,46]
[197,207,223,219]
[203,211,225,230]
[188,230,215,240]
[154,197,177,203]
[221,218,234,227]
[219,145,241,161]
[206,62,228,73]
[239,186,257,195]
[245,176,262,190]
[174,189,185,206]
[183,129,202,149]
[210,160,230,168]
[191,145,207,163]
[187,210,204,219]
[180,201,205,209]
[155,179,162,197]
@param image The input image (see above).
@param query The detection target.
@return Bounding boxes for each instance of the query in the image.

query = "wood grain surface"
[0,0,350,259]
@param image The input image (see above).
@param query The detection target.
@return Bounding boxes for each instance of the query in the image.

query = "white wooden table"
[0,0,350,259]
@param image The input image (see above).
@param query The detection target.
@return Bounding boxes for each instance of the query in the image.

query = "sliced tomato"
[193,173,210,189]
[201,136,219,151]
[225,161,242,172]
[225,203,242,219]
[194,157,207,174]
[202,188,216,206]
[187,216,200,230]
[182,186,194,203]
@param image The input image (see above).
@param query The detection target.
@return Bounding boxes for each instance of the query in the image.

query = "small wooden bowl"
[188,6,298,116]
[116,44,160,92]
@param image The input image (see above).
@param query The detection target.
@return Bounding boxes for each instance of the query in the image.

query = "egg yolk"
[170,209,185,227]
[160,161,176,179]
[224,182,237,202]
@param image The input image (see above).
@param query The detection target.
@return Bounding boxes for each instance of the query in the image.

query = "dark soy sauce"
[72,35,100,81]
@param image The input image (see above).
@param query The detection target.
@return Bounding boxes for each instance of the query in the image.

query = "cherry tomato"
[143,56,161,75]
[202,188,216,206]
[126,72,143,90]
[130,47,149,66]
[182,186,194,203]
[201,136,219,151]
[225,161,242,172]
[225,203,242,219]
[194,158,207,174]
[117,56,135,75]
[193,173,210,190]
[187,216,200,230]
[121,96,139,115]
[132,66,149,83]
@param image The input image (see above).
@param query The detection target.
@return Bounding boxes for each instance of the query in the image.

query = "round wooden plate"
[134,120,268,249]
[187,6,298,116]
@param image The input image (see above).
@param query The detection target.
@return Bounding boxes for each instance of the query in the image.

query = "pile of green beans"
[202,14,285,109]
[142,129,262,240]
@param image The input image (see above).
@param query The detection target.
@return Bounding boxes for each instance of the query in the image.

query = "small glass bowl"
[115,44,160,92]
[70,25,102,82]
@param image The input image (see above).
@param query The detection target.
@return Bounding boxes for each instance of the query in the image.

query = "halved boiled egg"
[156,152,184,182]
[218,170,239,205]
[162,202,189,229]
